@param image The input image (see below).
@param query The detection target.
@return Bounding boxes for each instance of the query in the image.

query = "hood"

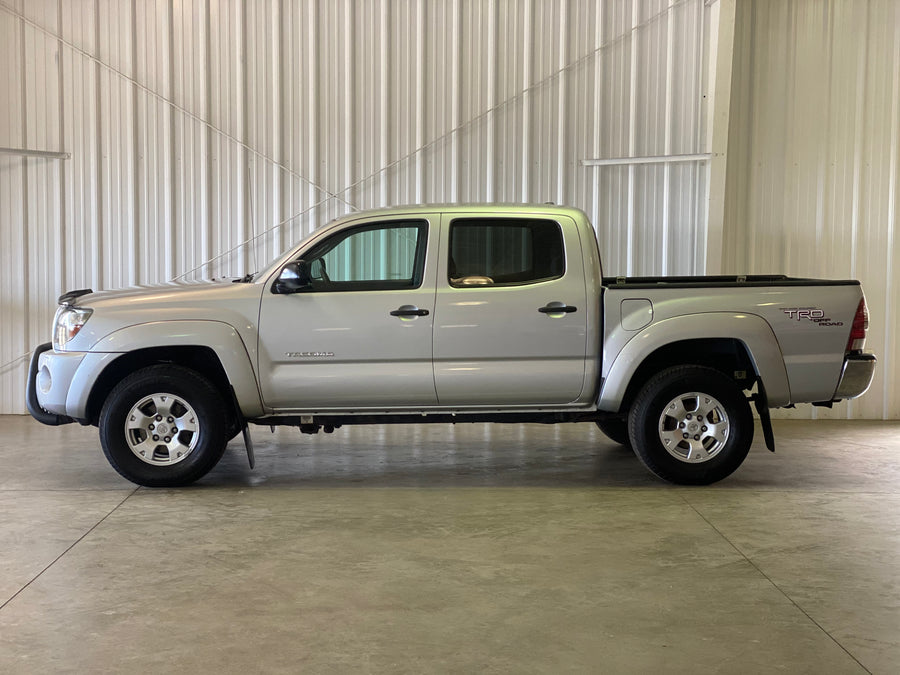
[70,280,238,308]
[57,277,265,353]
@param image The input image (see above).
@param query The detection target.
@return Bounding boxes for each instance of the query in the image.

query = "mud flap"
[751,383,776,453]
[242,424,256,469]
[230,386,255,469]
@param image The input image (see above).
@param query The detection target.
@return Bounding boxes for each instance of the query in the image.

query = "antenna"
[247,163,260,276]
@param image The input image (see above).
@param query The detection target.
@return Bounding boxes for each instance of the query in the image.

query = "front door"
[432,214,588,406]
[257,216,438,410]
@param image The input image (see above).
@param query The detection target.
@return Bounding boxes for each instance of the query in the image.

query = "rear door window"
[448,219,564,287]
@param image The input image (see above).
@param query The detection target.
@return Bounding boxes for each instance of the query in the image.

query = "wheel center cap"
[688,422,699,433]
[157,423,169,435]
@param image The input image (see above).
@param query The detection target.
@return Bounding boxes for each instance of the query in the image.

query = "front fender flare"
[598,312,791,411]
[68,320,264,419]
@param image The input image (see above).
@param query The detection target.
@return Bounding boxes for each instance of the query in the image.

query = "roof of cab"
[327,202,589,224]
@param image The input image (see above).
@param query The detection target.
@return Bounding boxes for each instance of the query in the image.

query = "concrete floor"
[0,416,898,674]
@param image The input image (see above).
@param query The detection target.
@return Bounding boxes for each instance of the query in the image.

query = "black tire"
[595,418,631,447]
[99,365,229,487]
[628,365,753,485]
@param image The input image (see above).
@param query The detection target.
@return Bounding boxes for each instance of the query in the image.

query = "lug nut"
[694,435,700,441]
[164,437,171,443]
[149,423,155,430]
[155,415,162,421]
[167,416,174,423]
[679,422,685,429]
[152,435,159,441]
[683,433,689,439]
[701,426,708,432]
[686,414,692,420]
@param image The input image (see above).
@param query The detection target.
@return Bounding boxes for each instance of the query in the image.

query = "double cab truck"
[27,204,876,487]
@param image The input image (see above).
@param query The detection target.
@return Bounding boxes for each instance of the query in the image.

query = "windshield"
[252,221,346,282]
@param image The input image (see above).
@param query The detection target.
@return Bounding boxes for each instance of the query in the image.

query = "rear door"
[432,213,588,406]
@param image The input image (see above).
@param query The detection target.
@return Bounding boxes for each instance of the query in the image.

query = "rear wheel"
[99,365,229,487]
[628,365,753,485]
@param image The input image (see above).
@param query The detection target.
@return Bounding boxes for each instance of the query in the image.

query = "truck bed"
[602,275,861,289]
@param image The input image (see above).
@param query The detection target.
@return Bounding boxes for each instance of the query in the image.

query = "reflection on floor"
[1,415,898,673]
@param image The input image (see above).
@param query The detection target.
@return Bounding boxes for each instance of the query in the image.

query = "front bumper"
[26,342,84,425]
[833,352,877,400]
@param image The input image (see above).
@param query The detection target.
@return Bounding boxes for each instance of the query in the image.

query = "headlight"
[53,306,93,350]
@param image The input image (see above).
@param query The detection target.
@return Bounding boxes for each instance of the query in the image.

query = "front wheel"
[99,365,229,487]
[628,366,754,485]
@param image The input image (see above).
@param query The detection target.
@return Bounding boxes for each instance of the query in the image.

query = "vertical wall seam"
[415,0,425,203]
[485,0,496,202]
[343,1,354,207]
[662,0,675,275]
[19,0,30,349]
[308,0,318,230]
[882,5,900,419]
[626,1,638,274]
[783,3,797,273]
[239,0,249,274]
[520,0,532,202]
[56,0,66,290]
[166,0,177,280]
[130,0,139,285]
[589,1,602,236]
[848,2,869,283]
[204,0,213,271]
[379,0,389,205]
[816,1,833,260]
[744,0,757,272]
[555,0,568,203]
[272,0,282,258]
[93,0,103,289]
[450,0,460,202]
[695,0,707,273]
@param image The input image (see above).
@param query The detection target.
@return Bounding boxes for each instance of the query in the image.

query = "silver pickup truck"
[27,204,876,487]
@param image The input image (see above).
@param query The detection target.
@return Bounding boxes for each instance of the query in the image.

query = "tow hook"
[299,414,337,434]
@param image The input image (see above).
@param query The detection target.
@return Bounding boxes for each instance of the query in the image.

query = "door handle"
[390,305,430,317]
[538,302,577,314]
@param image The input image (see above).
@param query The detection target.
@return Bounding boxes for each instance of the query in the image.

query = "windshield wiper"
[234,273,255,283]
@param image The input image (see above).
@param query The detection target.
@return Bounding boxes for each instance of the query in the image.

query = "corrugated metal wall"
[724,0,900,420]
[0,0,715,414]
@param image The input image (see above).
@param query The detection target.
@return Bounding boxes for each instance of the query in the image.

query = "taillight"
[847,298,868,352]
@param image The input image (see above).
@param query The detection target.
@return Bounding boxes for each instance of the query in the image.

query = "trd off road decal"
[781,307,844,327]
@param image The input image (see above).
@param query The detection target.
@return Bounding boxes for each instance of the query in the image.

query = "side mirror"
[272,260,312,294]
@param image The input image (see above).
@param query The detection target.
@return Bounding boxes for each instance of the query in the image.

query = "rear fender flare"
[598,313,790,411]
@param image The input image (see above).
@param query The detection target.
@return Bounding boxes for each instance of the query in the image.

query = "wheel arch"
[85,346,233,425]
[73,320,264,425]
[598,313,791,413]
[616,338,755,416]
